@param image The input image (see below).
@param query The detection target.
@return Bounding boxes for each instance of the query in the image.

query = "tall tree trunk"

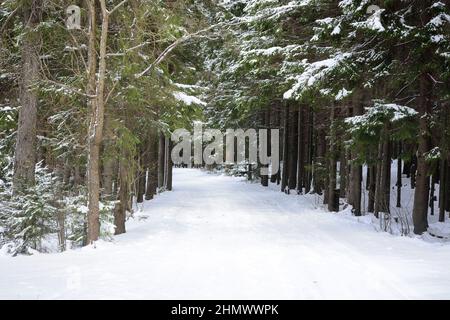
[87,0,110,244]
[158,132,166,190]
[136,150,146,203]
[287,107,298,191]
[102,155,114,199]
[350,164,362,216]
[145,132,158,200]
[396,142,402,208]
[271,106,280,184]
[374,128,391,218]
[13,0,43,193]
[114,157,128,235]
[74,164,83,186]
[348,96,364,215]
[446,161,450,216]
[430,173,437,216]
[368,164,376,213]
[412,71,433,234]
[166,138,173,191]
[328,105,338,212]
[261,108,270,187]
[86,0,99,244]
[281,104,289,192]
[305,106,314,194]
[314,128,326,195]
[296,105,304,194]
[439,159,447,222]
[102,116,115,199]
[438,102,449,222]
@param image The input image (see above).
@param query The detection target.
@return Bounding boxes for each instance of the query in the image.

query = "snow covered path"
[1,168,450,299]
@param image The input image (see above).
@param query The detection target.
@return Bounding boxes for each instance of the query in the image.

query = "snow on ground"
[1,168,450,299]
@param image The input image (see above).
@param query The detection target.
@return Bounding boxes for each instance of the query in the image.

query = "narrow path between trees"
[1,169,450,299]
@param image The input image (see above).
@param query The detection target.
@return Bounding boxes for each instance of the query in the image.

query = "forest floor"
[1,168,450,299]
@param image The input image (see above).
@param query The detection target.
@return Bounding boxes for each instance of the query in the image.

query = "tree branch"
[0,6,20,37]
[135,20,239,78]
[108,0,128,16]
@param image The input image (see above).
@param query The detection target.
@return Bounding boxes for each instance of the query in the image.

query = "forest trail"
[1,168,450,299]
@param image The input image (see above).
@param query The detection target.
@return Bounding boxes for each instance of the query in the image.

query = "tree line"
[0,0,449,254]
[203,0,450,235]
[0,0,210,254]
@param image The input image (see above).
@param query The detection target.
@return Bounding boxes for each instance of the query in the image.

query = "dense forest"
[0,0,449,255]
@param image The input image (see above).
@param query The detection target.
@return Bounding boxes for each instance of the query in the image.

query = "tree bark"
[12,0,43,193]
[396,143,402,208]
[287,107,298,191]
[166,138,173,191]
[136,150,146,203]
[412,71,433,234]
[296,106,304,193]
[270,106,280,184]
[114,157,128,235]
[439,159,447,222]
[368,164,376,213]
[374,128,391,218]
[328,105,338,212]
[281,104,289,192]
[348,96,363,215]
[158,132,166,190]
[446,161,450,215]
[102,155,114,199]
[87,0,110,244]
[145,132,158,200]
[260,108,270,187]
[305,106,314,194]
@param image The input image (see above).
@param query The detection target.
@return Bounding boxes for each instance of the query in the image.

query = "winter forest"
[1,0,450,300]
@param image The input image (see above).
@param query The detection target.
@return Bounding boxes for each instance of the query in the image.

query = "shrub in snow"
[0,165,59,255]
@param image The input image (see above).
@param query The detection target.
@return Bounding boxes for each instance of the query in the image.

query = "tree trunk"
[114,158,128,235]
[102,115,115,199]
[339,151,348,199]
[430,173,437,216]
[74,164,83,186]
[287,107,298,191]
[305,106,314,194]
[368,164,376,213]
[136,150,146,203]
[374,129,391,218]
[271,106,280,184]
[439,159,447,222]
[87,0,110,244]
[383,140,392,212]
[412,71,433,234]
[281,104,289,192]
[296,106,304,194]
[166,138,173,191]
[350,164,362,216]
[12,0,43,193]
[328,105,338,212]
[145,132,158,200]
[348,96,363,215]
[396,142,402,208]
[102,156,114,199]
[438,103,449,222]
[446,161,450,215]
[86,0,99,244]
[314,128,326,195]
[261,108,270,187]
[157,132,166,190]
